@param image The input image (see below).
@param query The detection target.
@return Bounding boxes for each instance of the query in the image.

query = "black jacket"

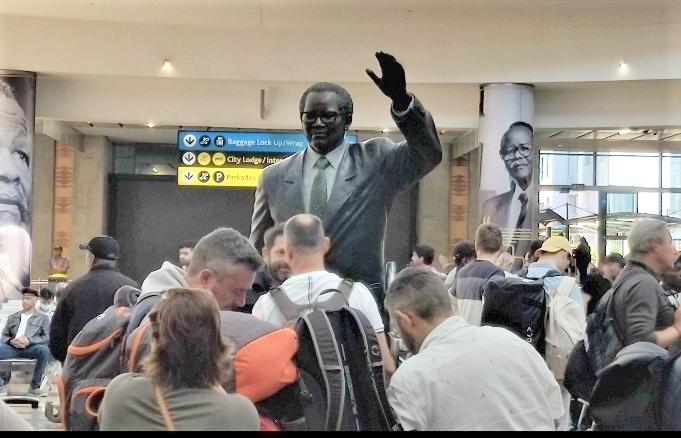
[49,261,137,362]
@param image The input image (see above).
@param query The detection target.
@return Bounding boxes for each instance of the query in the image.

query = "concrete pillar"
[0,70,35,300]
[71,136,113,278]
[478,83,535,257]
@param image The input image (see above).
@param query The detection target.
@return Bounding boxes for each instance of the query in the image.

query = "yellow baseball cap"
[539,236,571,254]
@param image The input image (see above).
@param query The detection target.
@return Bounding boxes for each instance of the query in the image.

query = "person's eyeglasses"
[500,144,532,159]
[301,112,342,124]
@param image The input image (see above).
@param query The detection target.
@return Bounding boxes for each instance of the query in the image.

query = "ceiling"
[4,0,681,144]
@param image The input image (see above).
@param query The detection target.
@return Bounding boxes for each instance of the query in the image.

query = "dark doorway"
[109,175,417,284]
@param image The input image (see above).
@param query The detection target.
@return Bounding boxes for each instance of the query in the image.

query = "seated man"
[253,214,395,375]
[385,268,564,431]
[0,288,51,396]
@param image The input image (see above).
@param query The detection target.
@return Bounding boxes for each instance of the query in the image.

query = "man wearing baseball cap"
[526,236,586,430]
[49,236,137,363]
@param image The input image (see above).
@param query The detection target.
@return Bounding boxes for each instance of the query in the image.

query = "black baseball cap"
[79,236,119,261]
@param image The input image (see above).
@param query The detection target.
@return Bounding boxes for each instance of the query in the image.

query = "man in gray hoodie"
[126,227,263,336]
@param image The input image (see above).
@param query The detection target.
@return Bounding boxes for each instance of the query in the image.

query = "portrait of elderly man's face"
[0,85,32,229]
[500,124,533,182]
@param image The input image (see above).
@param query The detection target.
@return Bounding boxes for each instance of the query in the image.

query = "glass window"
[662,154,681,189]
[539,152,594,186]
[596,153,659,188]
[637,192,660,215]
[607,193,635,213]
[663,193,681,219]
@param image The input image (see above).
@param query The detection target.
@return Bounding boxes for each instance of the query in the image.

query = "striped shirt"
[450,260,504,326]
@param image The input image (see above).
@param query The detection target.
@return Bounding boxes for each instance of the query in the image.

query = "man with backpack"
[450,223,504,326]
[565,220,681,430]
[526,236,585,430]
[385,268,564,430]
[252,214,395,376]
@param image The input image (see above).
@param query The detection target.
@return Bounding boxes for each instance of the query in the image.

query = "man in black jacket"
[49,236,137,363]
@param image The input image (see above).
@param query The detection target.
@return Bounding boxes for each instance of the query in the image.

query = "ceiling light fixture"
[618,128,631,135]
[439,129,447,134]
[86,121,93,127]
[381,128,390,133]
[147,122,156,128]
[618,62,628,73]
[162,59,172,69]
[152,167,159,174]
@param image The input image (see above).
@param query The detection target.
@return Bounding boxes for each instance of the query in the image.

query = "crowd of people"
[1,215,679,431]
[1,51,680,431]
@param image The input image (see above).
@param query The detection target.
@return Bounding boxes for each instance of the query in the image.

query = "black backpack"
[481,270,564,356]
[564,284,624,402]
[660,350,681,430]
[269,279,397,431]
[588,342,668,431]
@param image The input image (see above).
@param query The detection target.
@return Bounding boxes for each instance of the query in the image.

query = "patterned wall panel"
[449,155,469,250]
[53,142,75,252]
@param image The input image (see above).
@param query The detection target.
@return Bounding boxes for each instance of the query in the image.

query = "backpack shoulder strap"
[556,276,576,298]
[269,286,305,321]
[314,279,354,312]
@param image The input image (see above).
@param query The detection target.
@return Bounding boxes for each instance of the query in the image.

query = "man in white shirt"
[253,213,395,375]
[385,268,564,431]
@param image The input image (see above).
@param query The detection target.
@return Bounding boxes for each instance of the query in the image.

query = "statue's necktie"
[309,156,331,219]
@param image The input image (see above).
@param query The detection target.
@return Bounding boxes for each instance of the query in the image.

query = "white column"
[478,83,535,256]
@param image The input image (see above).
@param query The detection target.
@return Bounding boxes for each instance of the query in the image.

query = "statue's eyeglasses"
[301,112,342,124]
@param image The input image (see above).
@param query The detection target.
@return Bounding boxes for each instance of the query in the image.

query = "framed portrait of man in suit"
[480,121,535,256]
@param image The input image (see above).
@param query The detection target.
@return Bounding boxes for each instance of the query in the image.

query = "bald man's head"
[284,214,328,257]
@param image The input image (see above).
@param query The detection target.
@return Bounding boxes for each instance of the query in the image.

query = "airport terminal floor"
[1,0,681,432]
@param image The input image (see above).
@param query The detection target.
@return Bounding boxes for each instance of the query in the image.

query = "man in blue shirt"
[527,236,585,430]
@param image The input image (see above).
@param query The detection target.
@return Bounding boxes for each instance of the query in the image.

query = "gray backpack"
[269,279,397,431]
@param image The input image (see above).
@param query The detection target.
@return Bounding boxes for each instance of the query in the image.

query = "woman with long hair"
[98,288,259,431]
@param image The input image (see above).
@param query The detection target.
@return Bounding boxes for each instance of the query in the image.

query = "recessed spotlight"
[381,128,390,133]
[618,62,628,73]
[618,129,631,135]
[152,167,159,174]
[147,122,155,128]
[162,59,172,69]
[86,121,93,127]
[439,129,447,134]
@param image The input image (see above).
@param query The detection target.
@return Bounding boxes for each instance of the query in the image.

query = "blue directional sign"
[178,131,358,153]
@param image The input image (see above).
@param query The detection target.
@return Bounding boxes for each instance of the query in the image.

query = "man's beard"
[267,261,291,286]
[400,329,417,354]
